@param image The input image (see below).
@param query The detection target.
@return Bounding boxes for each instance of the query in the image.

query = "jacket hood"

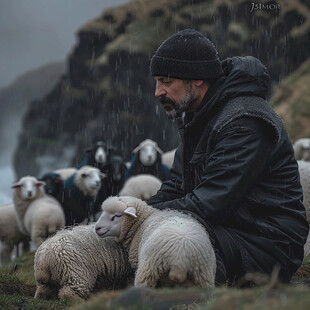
[183,56,271,128]
[219,56,270,102]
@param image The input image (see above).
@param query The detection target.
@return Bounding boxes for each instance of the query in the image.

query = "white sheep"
[95,196,216,288]
[54,167,77,180]
[61,165,105,225]
[294,138,310,161]
[34,224,133,302]
[0,204,29,265]
[162,148,177,169]
[132,139,163,166]
[12,176,65,248]
[298,160,310,224]
[118,174,162,201]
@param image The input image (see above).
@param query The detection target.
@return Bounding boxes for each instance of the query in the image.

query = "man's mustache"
[159,96,177,107]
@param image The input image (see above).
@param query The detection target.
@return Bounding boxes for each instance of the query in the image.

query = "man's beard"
[159,87,199,120]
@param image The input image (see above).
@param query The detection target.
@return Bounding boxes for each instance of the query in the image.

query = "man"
[147,29,309,285]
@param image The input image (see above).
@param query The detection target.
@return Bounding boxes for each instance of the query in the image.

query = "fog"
[0,0,129,204]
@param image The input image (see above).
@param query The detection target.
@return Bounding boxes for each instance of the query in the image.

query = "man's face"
[154,76,199,120]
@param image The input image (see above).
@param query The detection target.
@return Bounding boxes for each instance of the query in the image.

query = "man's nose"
[155,83,165,98]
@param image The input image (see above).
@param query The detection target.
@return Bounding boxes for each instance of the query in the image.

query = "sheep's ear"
[36,181,46,187]
[155,146,163,155]
[12,183,21,189]
[100,173,107,179]
[124,207,137,218]
[132,145,141,154]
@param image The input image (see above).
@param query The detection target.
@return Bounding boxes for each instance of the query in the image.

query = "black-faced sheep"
[95,196,216,288]
[12,176,65,248]
[34,224,134,302]
[126,139,170,181]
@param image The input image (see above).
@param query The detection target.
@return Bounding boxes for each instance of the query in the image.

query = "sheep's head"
[133,139,163,167]
[40,173,62,196]
[12,176,45,200]
[95,145,107,165]
[77,166,105,196]
[95,196,138,241]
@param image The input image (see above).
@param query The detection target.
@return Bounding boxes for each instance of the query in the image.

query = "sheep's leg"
[58,286,85,303]
[0,242,13,265]
[31,225,47,249]
[192,264,215,288]
[134,260,160,287]
[34,284,58,299]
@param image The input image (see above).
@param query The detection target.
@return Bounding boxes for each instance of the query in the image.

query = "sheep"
[12,176,46,234]
[126,139,170,181]
[12,176,65,248]
[78,141,116,170]
[39,172,64,202]
[61,165,105,225]
[298,160,310,224]
[162,148,177,169]
[294,138,310,161]
[54,167,77,179]
[119,174,162,201]
[34,224,134,302]
[95,196,216,288]
[0,204,29,265]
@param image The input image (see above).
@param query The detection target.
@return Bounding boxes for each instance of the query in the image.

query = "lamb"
[95,196,216,288]
[294,138,310,161]
[126,139,170,181]
[298,160,310,223]
[0,204,29,265]
[119,174,162,201]
[12,176,65,248]
[61,165,105,225]
[34,224,134,302]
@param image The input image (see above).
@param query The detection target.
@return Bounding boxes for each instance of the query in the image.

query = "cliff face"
[14,0,310,178]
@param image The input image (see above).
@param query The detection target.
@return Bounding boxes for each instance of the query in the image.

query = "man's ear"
[193,80,204,87]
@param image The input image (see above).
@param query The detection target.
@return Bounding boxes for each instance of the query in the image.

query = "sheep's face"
[95,210,124,238]
[81,169,103,192]
[95,146,107,165]
[95,196,137,240]
[139,145,157,166]
[12,176,45,200]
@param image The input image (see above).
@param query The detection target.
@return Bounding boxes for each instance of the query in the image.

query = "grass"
[1,251,310,309]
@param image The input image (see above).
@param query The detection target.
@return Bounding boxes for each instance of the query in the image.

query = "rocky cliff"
[14,0,310,178]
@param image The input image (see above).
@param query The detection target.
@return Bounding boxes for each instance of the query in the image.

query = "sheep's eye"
[111,214,122,221]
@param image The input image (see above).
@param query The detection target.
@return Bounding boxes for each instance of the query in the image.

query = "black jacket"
[148,56,309,283]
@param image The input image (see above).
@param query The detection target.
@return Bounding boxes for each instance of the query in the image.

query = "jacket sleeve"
[148,117,274,224]
[147,144,183,206]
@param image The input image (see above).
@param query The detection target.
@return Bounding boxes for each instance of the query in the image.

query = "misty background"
[0,0,129,205]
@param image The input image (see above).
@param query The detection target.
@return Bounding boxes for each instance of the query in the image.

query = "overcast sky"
[0,0,129,88]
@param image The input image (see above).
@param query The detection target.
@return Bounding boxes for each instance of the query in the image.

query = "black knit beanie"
[150,29,223,81]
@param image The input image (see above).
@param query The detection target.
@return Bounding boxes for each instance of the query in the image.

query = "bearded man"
[147,29,309,285]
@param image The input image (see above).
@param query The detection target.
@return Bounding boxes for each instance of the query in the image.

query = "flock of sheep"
[0,137,310,302]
